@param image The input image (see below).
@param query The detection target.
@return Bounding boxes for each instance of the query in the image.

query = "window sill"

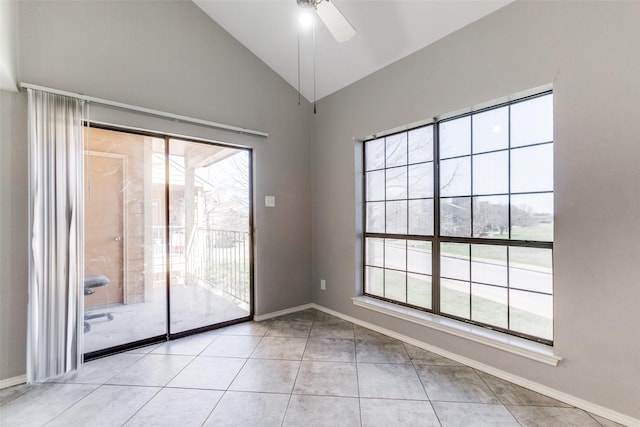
[351,296,562,366]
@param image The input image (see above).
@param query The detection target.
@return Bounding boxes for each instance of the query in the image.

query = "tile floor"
[0,309,626,427]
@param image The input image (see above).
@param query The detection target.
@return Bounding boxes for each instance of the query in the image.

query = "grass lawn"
[511,223,553,241]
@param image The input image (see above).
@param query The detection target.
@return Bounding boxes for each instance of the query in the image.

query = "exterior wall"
[85,128,147,305]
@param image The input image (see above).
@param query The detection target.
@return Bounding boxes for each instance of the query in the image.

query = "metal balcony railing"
[152,226,250,305]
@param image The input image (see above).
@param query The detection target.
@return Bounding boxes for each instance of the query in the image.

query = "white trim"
[21,82,269,138]
[0,375,26,389]
[253,303,315,322]
[352,296,561,366]
[310,303,638,427]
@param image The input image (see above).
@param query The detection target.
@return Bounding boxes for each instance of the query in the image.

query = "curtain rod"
[20,82,269,138]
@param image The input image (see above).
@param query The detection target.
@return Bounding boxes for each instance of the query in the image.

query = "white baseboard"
[310,303,639,427]
[253,303,314,322]
[0,374,26,390]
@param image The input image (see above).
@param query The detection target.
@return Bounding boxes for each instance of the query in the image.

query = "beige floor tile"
[229,359,300,393]
[507,405,604,427]
[201,334,262,358]
[204,391,290,427]
[293,361,358,397]
[416,365,499,404]
[356,340,411,364]
[0,383,99,426]
[432,401,519,426]
[166,356,245,389]
[303,338,356,362]
[360,398,440,427]
[125,388,223,427]
[283,395,360,427]
[47,385,158,427]
[476,370,570,406]
[358,363,427,400]
[108,354,194,387]
[250,336,308,360]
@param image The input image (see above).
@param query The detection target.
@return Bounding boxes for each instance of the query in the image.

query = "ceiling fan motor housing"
[297,0,318,9]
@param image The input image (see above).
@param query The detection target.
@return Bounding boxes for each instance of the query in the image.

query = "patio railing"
[152,226,250,305]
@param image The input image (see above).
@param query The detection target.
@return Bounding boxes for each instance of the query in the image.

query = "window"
[363,92,554,344]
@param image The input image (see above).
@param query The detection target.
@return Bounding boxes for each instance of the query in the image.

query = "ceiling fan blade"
[315,0,356,43]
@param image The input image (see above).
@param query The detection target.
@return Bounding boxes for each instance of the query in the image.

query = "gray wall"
[312,0,640,419]
[0,91,28,381]
[0,0,18,91]
[0,0,313,382]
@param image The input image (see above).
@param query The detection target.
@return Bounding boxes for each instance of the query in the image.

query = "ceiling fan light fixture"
[298,9,314,29]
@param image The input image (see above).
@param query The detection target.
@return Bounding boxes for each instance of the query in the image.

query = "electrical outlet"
[320,279,326,291]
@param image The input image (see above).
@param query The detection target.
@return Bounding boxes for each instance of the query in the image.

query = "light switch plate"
[265,196,276,207]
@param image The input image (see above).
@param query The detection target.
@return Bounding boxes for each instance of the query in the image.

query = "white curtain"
[27,88,85,382]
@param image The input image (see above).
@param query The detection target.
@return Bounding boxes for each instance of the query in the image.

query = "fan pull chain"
[297,28,301,106]
[313,19,317,114]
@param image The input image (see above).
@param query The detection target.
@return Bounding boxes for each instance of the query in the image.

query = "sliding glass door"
[168,139,252,334]
[83,129,168,354]
[83,127,252,356]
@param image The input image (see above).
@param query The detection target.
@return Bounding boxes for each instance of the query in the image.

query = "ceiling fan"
[296,0,356,43]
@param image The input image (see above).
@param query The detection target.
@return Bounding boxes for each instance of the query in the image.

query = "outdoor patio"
[84,283,249,354]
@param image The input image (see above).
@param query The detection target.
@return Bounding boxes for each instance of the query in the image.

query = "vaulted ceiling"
[194,0,514,102]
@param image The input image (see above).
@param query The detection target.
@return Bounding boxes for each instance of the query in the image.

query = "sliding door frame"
[84,122,255,361]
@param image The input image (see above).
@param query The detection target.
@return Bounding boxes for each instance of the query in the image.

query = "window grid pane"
[364,92,553,344]
[441,278,470,319]
[386,166,408,200]
[408,199,434,236]
[408,273,432,309]
[408,125,434,164]
[386,133,407,168]
[472,283,508,329]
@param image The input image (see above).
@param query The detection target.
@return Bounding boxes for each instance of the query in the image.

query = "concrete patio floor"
[84,283,249,354]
